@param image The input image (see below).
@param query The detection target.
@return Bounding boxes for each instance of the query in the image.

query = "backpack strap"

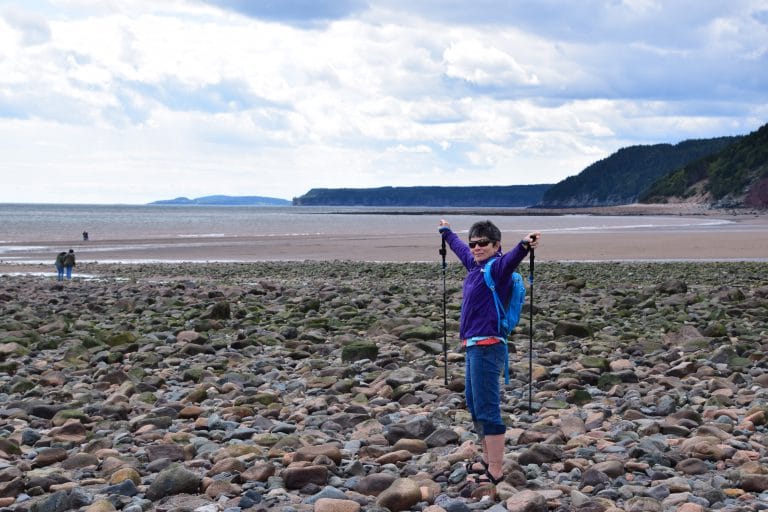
[483,258,508,335]
[483,258,504,332]
[482,258,511,385]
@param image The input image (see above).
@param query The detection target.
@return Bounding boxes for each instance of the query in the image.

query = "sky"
[1,1,767,204]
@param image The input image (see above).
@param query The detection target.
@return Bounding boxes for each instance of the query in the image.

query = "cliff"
[292,185,552,207]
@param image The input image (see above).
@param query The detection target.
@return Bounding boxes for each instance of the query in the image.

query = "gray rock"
[384,416,435,444]
[517,444,564,465]
[581,468,610,487]
[425,427,459,447]
[355,473,398,496]
[145,464,201,501]
[554,321,593,338]
[304,485,349,503]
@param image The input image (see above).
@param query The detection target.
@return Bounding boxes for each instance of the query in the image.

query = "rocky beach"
[1,259,767,512]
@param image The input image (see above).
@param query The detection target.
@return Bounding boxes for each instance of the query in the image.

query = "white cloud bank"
[0,0,766,203]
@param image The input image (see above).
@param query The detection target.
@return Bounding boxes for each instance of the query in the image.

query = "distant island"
[149,195,291,206]
[292,185,552,207]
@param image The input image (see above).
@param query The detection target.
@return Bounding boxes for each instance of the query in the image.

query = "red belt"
[461,337,502,347]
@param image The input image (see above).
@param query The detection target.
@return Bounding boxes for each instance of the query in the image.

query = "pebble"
[1,261,767,511]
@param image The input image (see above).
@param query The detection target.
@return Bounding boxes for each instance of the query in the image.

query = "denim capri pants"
[465,342,506,437]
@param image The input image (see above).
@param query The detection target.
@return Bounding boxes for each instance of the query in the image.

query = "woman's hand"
[524,231,541,249]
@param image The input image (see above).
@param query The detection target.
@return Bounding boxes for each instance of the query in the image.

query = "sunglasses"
[468,239,494,248]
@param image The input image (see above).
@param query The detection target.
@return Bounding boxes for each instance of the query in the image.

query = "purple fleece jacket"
[441,228,529,340]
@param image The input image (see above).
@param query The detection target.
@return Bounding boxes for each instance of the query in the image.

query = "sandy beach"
[1,207,766,275]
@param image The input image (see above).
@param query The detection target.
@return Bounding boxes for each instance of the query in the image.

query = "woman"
[439,219,540,484]
[54,251,66,281]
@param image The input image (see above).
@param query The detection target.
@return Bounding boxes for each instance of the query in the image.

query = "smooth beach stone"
[0,438,22,456]
[314,498,362,512]
[354,473,398,496]
[591,460,625,478]
[207,457,246,476]
[237,462,275,482]
[83,499,118,512]
[392,438,428,454]
[554,321,593,338]
[0,478,24,500]
[294,444,343,465]
[103,479,139,497]
[281,465,329,490]
[675,504,705,512]
[48,420,88,444]
[383,417,436,444]
[375,478,422,512]
[60,452,99,470]
[739,474,768,492]
[28,490,86,512]
[109,467,141,485]
[374,450,414,465]
[517,444,564,465]
[33,447,69,468]
[204,480,240,499]
[505,490,548,512]
[145,464,201,500]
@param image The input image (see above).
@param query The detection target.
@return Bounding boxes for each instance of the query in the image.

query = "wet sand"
[1,207,766,274]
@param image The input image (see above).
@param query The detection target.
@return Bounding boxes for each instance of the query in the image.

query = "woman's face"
[469,237,499,263]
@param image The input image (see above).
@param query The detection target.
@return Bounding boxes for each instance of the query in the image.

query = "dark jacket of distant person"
[63,250,76,267]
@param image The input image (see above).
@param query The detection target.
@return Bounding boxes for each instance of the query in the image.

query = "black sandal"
[475,469,504,485]
[464,458,489,475]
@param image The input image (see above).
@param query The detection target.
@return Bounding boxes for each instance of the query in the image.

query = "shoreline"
[325,203,763,217]
[4,258,768,285]
[3,223,768,269]
[3,257,768,284]
[2,206,767,273]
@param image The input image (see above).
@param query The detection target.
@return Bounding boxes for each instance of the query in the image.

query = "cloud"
[1,6,51,46]
[198,0,368,27]
[0,1,766,204]
[387,144,432,154]
[443,40,539,87]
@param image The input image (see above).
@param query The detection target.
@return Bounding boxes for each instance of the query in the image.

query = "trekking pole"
[528,243,535,415]
[440,238,448,385]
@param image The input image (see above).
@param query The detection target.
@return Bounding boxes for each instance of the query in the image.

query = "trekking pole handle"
[523,233,538,247]
[440,239,447,268]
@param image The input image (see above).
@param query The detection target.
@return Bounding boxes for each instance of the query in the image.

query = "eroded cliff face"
[539,193,640,208]
[745,177,768,209]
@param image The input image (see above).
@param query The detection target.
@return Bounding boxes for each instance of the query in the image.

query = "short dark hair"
[468,220,501,242]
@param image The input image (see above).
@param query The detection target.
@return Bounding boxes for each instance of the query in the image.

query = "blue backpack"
[483,257,527,383]
[483,258,526,338]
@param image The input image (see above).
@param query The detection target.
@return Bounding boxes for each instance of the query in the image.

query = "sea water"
[0,203,731,242]
[0,203,738,263]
